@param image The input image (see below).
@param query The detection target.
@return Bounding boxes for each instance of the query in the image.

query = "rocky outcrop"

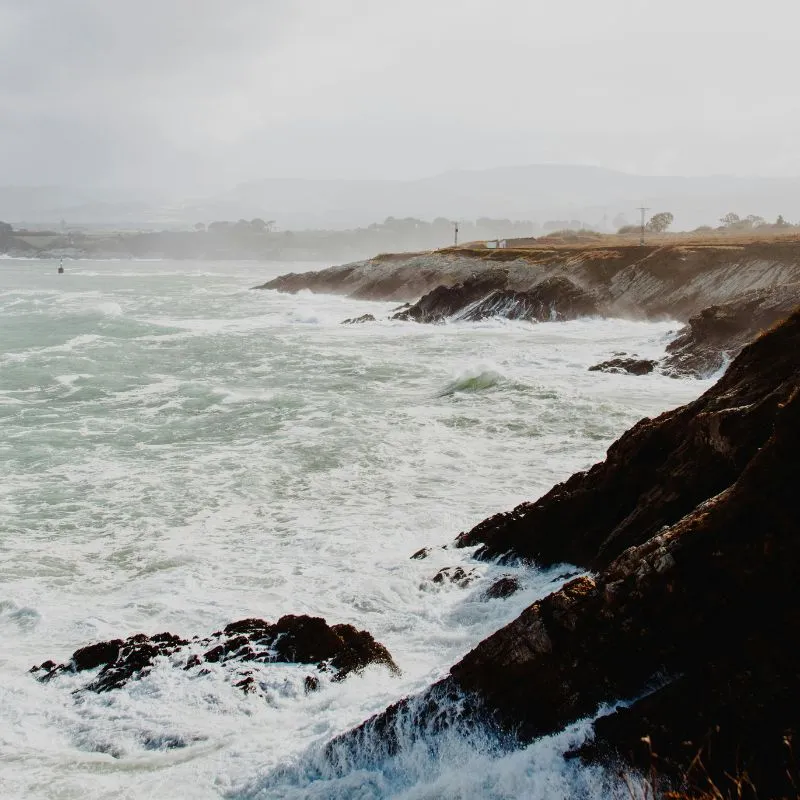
[393,273,601,323]
[259,244,800,375]
[482,576,521,600]
[341,313,376,324]
[256,242,800,319]
[430,566,478,587]
[456,310,799,570]
[392,270,509,322]
[333,310,799,797]
[588,357,656,375]
[661,283,800,377]
[32,615,398,693]
[451,357,799,796]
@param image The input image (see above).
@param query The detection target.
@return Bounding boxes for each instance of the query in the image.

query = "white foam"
[0,258,712,798]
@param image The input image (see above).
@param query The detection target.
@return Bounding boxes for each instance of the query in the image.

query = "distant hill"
[3,165,800,230]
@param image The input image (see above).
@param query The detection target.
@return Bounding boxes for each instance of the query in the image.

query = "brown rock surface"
[332,310,800,797]
[455,309,799,570]
[32,614,398,692]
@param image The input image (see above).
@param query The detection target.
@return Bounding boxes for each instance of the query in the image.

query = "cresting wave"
[0,258,710,798]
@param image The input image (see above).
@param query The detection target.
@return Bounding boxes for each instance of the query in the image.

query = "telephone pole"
[637,207,650,246]
[453,220,459,247]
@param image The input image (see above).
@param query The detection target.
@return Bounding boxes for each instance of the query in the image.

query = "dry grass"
[620,735,800,800]
[456,229,800,254]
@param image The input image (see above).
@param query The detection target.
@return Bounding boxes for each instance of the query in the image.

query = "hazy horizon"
[2,0,799,193]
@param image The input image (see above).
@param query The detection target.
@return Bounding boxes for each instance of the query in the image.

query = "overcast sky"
[1,0,799,190]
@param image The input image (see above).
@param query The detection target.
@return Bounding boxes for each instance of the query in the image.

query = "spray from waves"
[232,685,628,800]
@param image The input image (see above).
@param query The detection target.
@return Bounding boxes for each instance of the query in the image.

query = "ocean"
[0,258,708,799]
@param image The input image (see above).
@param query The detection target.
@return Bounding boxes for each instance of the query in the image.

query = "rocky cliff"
[258,242,800,376]
[331,309,800,798]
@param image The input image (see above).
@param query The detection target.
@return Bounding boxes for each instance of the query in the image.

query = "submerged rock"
[482,576,521,600]
[430,566,478,587]
[341,313,376,324]
[32,614,398,693]
[588,357,656,375]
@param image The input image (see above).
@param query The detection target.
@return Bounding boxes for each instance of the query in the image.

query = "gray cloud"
[0,0,799,191]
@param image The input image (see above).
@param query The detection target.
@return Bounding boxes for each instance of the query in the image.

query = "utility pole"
[453,220,459,247]
[637,207,650,246]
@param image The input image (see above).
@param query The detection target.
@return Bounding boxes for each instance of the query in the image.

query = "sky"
[1,0,799,191]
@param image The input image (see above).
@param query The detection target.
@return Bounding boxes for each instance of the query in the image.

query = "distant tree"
[776,214,789,228]
[208,221,231,233]
[646,211,674,233]
[617,224,640,234]
[194,222,206,232]
[720,212,741,228]
[250,218,275,232]
[0,220,12,236]
[745,214,766,228]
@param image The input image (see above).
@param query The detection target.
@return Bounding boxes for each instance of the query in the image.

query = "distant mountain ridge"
[3,165,800,230]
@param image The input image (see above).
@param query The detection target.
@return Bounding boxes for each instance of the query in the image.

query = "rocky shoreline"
[257,243,800,376]
[328,308,800,798]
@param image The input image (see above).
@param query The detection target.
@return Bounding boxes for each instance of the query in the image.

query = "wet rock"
[447,310,800,797]
[660,283,800,377]
[393,272,600,324]
[456,277,600,322]
[431,567,478,587]
[482,576,521,600]
[393,270,509,322]
[34,615,398,693]
[304,675,320,693]
[410,547,431,560]
[337,309,800,798]
[456,308,800,570]
[588,357,656,375]
[341,313,376,324]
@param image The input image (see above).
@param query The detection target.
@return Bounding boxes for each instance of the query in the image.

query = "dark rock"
[34,614,398,693]
[338,309,800,798]
[304,675,320,693]
[393,272,600,324]
[72,640,124,672]
[393,270,509,322]
[482,576,520,600]
[456,277,600,322]
[341,313,376,324]
[410,547,431,560]
[661,284,800,377]
[456,309,800,570]
[588,357,656,375]
[431,567,478,587]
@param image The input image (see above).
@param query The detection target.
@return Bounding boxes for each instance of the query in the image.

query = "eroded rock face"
[337,310,800,798]
[393,273,600,324]
[392,271,509,322]
[588,357,656,375]
[452,367,800,796]
[32,615,399,693]
[456,309,800,570]
[661,283,800,377]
